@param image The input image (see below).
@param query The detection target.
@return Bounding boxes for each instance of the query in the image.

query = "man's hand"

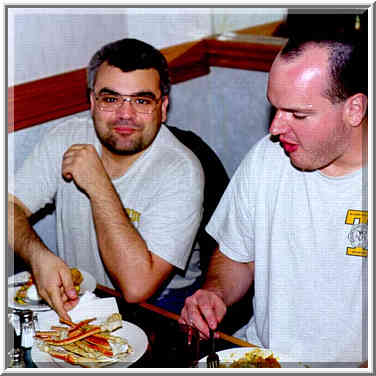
[62,144,110,196]
[179,289,227,339]
[30,251,78,321]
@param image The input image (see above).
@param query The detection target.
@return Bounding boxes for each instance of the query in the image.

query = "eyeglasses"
[94,92,162,114]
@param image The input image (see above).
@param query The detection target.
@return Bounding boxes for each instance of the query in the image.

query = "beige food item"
[34,313,133,367]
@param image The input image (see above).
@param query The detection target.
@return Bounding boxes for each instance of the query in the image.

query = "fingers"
[62,145,88,181]
[63,298,79,313]
[50,286,73,322]
[33,260,78,321]
[60,268,78,301]
[61,144,105,193]
[39,284,72,322]
[179,289,227,339]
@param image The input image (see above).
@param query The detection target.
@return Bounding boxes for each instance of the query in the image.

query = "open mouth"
[281,140,298,153]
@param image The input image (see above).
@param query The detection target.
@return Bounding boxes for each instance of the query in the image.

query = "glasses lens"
[97,94,121,112]
[96,94,158,113]
[132,97,155,114]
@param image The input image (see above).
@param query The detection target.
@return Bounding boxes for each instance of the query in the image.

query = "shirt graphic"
[126,208,141,227]
[346,209,368,257]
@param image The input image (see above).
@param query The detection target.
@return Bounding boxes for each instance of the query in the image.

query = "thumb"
[60,270,78,299]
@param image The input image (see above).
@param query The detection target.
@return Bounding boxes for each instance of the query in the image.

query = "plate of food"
[8,268,96,312]
[198,347,304,368]
[31,313,148,368]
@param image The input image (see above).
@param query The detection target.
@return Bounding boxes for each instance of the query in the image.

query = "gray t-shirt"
[11,114,204,291]
[207,135,367,363]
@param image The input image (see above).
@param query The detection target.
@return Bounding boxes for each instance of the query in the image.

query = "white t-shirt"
[206,135,368,363]
[11,114,204,292]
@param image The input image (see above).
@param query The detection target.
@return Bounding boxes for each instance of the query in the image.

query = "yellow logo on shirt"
[126,208,141,224]
[345,210,368,257]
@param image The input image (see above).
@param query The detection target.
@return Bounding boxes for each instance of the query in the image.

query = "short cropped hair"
[280,13,367,103]
[87,38,171,96]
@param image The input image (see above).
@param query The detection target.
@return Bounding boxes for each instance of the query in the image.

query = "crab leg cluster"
[34,313,132,367]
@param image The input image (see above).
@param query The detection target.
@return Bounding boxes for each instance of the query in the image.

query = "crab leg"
[44,326,102,345]
[59,317,96,329]
[70,318,96,331]
[48,351,78,365]
[34,330,59,339]
[82,341,113,357]
[85,335,111,349]
[59,317,75,327]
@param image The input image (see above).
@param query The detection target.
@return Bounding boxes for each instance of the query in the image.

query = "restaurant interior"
[7,6,369,369]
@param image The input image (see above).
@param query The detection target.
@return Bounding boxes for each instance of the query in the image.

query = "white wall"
[8,7,286,85]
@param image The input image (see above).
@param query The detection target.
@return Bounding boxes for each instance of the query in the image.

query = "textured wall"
[8,7,285,85]
[168,67,271,177]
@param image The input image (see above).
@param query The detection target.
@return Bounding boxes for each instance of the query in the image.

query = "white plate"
[31,320,148,368]
[8,270,97,312]
[198,347,305,368]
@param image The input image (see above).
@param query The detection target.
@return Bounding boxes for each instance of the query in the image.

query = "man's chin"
[289,157,316,173]
[109,145,143,156]
[100,139,141,155]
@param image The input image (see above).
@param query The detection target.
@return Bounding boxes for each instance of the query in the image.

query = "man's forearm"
[8,200,52,265]
[203,248,254,307]
[88,181,170,301]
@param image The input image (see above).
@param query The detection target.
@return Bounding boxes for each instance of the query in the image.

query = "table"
[96,284,256,368]
[11,283,256,368]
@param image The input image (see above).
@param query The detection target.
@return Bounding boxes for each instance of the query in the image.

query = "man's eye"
[102,95,119,103]
[135,97,153,105]
[293,114,307,120]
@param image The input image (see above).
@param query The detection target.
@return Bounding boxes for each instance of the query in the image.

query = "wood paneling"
[165,40,210,84]
[8,21,285,133]
[8,69,89,133]
[206,38,283,72]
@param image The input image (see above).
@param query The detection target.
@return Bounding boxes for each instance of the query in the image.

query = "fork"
[206,329,220,368]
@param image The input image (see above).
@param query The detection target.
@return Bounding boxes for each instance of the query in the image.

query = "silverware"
[206,329,220,368]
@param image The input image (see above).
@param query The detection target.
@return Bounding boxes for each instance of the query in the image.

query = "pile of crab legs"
[34,313,132,366]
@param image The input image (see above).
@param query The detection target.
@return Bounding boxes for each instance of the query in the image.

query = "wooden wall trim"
[8,21,285,133]
[206,37,284,72]
[8,69,89,133]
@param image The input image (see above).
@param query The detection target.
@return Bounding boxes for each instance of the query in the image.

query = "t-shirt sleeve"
[10,126,64,214]
[206,147,257,263]
[137,158,204,271]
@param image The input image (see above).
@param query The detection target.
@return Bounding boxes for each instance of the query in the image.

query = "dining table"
[9,282,257,369]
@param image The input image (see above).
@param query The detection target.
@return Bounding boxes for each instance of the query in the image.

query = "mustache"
[111,120,142,129]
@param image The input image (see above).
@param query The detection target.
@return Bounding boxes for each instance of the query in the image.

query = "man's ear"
[89,91,95,113]
[344,93,368,127]
[161,95,169,123]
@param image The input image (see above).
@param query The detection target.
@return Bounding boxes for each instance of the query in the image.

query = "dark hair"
[280,13,368,103]
[87,38,171,96]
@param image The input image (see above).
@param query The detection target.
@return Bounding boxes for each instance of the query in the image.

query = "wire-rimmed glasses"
[94,92,162,114]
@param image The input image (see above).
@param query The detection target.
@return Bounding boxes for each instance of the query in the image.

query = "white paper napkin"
[36,291,120,330]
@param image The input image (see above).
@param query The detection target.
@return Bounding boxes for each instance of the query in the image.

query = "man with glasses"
[8,38,205,320]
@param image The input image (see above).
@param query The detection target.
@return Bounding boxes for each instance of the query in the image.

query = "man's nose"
[269,110,289,135]
[116,99,136,117]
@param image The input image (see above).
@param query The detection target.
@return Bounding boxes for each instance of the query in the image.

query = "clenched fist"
[62,144,110,197]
